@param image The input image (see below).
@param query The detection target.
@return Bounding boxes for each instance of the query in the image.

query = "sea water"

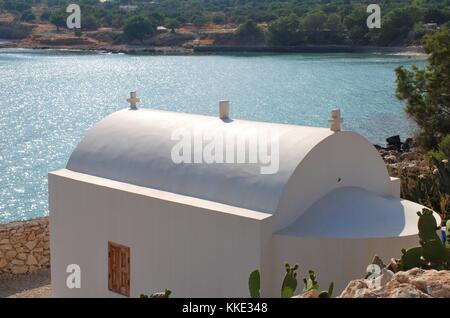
[0,49,426,222]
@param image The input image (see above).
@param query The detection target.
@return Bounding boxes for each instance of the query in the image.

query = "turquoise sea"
[0,49,426,222]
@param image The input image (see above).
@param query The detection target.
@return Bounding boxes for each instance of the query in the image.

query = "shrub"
[123,15,156,42]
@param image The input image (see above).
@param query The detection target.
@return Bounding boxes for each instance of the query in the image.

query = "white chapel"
[49,94,439,297]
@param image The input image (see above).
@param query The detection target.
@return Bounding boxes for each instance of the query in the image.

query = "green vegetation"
[302,270,334,298]
[20,10,36,22]
[397,209,449,271]
[165,18,180,33]
[396,28,450,150]
[394,28,450,222]
[249,263,334,298]
[140,289,172,298]
[49,12,66,31]
[236,19,264,42]
[1,1,449,46]
[123,15,155,41]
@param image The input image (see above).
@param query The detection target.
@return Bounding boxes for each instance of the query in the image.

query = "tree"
[301,10,327,31]
[40,10,51,21]
[395,28,450,149]
[267,14,303,46]
[424,7,449,24]
[344,6,370,45]
[236,19,263,39]
[378,7,415,45]
[50,13,66,32]
[123,15,156,42]
[20,10,36,22]
[82,14,99,31]
[165,18,181,33]
[325,13,342,31]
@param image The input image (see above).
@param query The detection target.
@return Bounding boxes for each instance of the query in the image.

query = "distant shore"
[0,41,426,56]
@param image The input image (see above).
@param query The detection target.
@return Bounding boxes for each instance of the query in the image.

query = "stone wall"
[0,217,50,275]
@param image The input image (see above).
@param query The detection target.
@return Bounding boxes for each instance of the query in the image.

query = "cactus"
[140,289,172,298]
[318,282,334,298]
[398,208,449,271]
[433,158,450,195]
[417,209,448,268]
[248,269,261,298]
[302,270,334,298]
[399,247,423,271]
[248,264,334,298]
[281,263,298,298]
[302,270,319,292]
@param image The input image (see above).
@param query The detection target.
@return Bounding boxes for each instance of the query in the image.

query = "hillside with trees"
[0,0,449,48]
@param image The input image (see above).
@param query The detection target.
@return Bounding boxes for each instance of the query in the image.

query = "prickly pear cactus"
[398,208,449,270]
[417,209,448,267]
[399,247,423,271]
[433,158,450,195]
[417,209,439,241]
[140,289,172,298]
[300,270,334,298]
[281,263,298,298]
[318,282,334,298]
[302,270,319,292]
[248,269,261,298]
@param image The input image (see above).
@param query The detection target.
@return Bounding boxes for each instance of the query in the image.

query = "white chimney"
[219,100,230,120]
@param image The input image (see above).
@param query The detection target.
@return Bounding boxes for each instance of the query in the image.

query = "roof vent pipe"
[219,100,230,120]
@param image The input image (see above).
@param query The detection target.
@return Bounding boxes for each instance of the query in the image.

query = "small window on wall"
[108,242,130,297]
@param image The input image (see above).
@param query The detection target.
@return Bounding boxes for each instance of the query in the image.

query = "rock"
[0,244,13,250]
[370,255,386,269]
[39,256,50,266]
[5,250,17,260]
[26,254,38,265]
[384,155,398,164]
[386,258,400,273]
[28,265,39,273]
[11,259,24,266]
[0,258,7,268]
[400,152,417,161]
[388,284,431,298]
[11,265,28,275]
[402,138,414,151]
[25,240,38,251]
[28,232,36,241]
[297,290,320,298]
[339,268,450,298]
[16,253,27,261]
[339,280,369,298]
[386,135,402,150]
[373,144,383,150]
[372,268,394,289]
[0,238,10,245]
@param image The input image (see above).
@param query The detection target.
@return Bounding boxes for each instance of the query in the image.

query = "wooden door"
[108,242,130,297]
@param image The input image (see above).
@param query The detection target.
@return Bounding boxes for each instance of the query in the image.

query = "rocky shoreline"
[0,21,426,56]
[374,135,429,179]
[0,41,427,56]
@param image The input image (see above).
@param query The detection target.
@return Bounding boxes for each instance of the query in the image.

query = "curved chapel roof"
[67,108,339,213]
